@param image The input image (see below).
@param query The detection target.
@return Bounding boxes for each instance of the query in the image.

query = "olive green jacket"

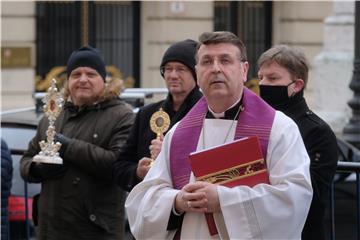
[20,97,134,240]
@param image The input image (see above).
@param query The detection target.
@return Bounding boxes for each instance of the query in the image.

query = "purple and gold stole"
[169,87,275,236]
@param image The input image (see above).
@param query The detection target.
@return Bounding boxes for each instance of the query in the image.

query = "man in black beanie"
[20,45,134,239]
[160,39,198,81]
[66,46,107,81]
[113,39,202,191]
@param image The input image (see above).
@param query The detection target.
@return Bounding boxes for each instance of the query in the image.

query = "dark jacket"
[113,86,202,191]
[277,92,338,240]
[1,139,13,240]
[20,97,134,240]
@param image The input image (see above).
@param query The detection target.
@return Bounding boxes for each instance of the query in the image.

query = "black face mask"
[259,82,294,109]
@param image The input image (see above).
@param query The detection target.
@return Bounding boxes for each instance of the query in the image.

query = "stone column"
[312,0,355,135]
[343,1,360,148]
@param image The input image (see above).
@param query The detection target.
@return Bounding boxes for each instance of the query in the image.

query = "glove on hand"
[54,133,72,157]
[30,162,68,180]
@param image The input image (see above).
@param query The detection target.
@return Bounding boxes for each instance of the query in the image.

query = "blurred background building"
[1,0,356,136]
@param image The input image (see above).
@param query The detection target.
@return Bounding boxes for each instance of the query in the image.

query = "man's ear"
[195,64,200,86]
[294,78,305,93]
[242,61,249,82]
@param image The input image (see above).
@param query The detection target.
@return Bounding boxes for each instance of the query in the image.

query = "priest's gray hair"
[196,31,247,62]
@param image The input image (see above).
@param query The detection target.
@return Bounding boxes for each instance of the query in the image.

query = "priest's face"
[196,43,249,111]
[163,61,196,98]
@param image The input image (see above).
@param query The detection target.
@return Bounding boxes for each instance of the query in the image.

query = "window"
[36,1,140,90]
[214,1,272,80]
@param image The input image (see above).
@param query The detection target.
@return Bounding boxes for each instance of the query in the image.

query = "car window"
[2,127,37,150]
[2,126,41,197]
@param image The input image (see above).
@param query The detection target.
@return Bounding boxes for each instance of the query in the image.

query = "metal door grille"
[214,1,272,80]
[36,1,140,88]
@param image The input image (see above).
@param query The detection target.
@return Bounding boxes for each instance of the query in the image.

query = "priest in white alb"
[125,31,313,240]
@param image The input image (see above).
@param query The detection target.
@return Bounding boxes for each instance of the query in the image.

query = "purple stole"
[169,88,275,236]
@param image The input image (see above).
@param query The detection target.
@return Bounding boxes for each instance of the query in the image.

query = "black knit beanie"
[66,46,106,81]
[160,39,198,81]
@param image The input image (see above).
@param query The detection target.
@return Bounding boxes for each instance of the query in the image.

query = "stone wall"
[272,1,332,108]
[1,1,36,110]
[140,1,213,90]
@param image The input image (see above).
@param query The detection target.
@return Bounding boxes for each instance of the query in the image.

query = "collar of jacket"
[162,86,203,128]
[206,97,243,120]
[276,90,310,119]
[163,86,202,112]
[63,97,120,114]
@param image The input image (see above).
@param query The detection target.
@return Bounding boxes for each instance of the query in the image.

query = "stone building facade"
[1,1,355,135]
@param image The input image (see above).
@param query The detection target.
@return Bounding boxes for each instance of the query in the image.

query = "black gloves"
[54,133,72,157]
[29,133,72,180]
[30,162,68,180]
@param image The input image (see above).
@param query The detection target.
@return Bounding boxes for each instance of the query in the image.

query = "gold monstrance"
[33,79,64,164]
[149,108,170,162]
[150,107,170,139]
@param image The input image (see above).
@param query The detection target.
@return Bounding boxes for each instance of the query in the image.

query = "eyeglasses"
[160,66,189,76]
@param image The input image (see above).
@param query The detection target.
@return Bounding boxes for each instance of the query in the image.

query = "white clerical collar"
[208,98,241,119]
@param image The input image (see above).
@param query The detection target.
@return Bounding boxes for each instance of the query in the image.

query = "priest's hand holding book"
[174,181,220,214]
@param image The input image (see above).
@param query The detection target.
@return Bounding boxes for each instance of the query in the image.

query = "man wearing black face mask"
[258,45,338,240]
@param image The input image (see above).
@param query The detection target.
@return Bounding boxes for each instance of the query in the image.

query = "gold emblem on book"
[33,79,64,164]
[198,159,266,185]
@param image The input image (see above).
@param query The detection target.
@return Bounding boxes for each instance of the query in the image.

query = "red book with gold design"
[189,136,269,187]
[188,136,269,236]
